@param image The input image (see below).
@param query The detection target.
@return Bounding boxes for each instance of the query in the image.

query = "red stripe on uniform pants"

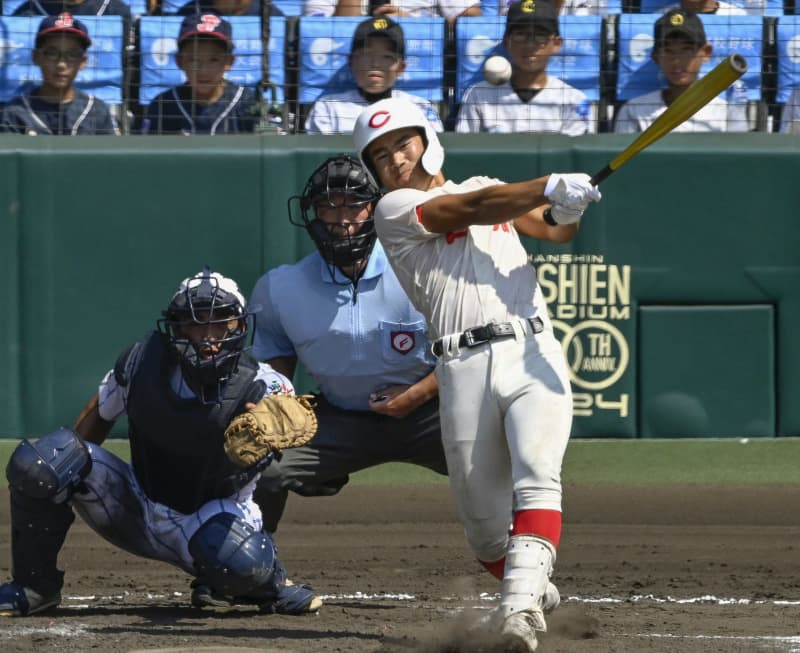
[478,509,562,579]
[478,557,505,580]
[512,508,561,548]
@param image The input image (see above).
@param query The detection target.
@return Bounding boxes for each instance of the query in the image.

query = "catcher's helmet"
[353,97,444,185]
[158,268,251,403]
[288,154,381,283]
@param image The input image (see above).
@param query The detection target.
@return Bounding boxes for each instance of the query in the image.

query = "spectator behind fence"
[662,0,747,15]
[141,13,260,134]
[304,16,443,135]
[0,13,119,135]
[456,0,590,134]
[501,0,611,15]
[12,0,131,20]
[614,10,747,133]
[176,0,283,16]
[780,88,800,134]
[304,0,480,22]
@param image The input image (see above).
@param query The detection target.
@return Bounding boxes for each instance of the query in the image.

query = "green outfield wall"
[1,134,798,439]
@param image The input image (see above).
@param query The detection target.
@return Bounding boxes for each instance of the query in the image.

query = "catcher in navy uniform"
[141,14,260,135]
[0,269,321,617]
[0,14,119,135]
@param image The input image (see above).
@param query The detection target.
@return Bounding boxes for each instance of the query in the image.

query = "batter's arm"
[265,355,297,381]
[513,206,580,243]
[419,176,550,234]
[73,393,115,445]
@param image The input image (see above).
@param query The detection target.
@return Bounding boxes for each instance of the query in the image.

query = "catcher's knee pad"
[189,512,277,597]
[6,427,92,503]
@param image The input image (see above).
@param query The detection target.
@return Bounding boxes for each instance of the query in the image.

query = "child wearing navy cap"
[141,13,261,135]
[0,13,119,135]
[614,10,747,133]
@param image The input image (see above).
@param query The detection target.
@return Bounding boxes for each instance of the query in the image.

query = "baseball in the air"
[483,55,512,85]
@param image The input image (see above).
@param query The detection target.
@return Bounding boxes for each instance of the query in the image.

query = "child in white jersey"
[614,9,747,133]
[304,16,443,134]
[456,0,591,135]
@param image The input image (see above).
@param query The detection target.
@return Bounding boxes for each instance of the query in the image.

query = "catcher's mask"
[158,267,253,404]
[288,154,381,285]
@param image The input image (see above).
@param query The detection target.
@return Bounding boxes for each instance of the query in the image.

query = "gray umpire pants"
[253,395,447,533]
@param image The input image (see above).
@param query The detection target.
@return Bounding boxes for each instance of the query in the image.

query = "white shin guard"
[499,535,557,630]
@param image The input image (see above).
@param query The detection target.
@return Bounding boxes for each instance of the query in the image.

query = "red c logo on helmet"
[369,111,391,128]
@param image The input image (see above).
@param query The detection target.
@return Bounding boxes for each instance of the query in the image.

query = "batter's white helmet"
[353,97,445,185]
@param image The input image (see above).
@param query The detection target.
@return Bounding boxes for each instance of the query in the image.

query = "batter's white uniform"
[373,176,572,562]
[303,0,478,18]
[306,88,444,135]
[71,363,292,575]
[780,87,800,134]
[614,90,748,133]
[455,77,592,135]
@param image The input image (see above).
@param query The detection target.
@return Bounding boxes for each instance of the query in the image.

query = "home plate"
[128,648,294,653]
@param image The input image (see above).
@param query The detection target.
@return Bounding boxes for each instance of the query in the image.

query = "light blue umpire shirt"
[250,241,435,412]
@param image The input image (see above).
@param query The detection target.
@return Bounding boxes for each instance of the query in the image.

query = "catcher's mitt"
[224,394,318,468]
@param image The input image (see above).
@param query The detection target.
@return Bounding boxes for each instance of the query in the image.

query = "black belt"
[431,317,544,357]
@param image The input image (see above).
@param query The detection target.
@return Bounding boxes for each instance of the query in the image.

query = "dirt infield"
[1,483,799,653]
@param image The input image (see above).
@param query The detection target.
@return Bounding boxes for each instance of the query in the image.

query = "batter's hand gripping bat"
[544,54,748,223]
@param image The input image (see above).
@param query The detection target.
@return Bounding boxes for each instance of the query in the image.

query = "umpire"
[248,154,448,531]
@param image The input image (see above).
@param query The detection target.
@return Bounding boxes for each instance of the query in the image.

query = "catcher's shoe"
[191,579,322,614]
[499,608,546,653]
[190,582,235,609]
[0,581,61,617]
[258,580,323,615]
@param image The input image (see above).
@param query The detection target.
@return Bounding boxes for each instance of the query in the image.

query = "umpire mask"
[288,154,381,284]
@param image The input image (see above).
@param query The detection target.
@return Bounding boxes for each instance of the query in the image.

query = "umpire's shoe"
[0,581,61,617]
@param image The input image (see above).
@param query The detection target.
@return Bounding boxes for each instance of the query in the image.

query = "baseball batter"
[0,270,320,617]
[353,97,601,651]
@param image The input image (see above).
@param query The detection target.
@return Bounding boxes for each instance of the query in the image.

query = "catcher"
[0,268,321,617]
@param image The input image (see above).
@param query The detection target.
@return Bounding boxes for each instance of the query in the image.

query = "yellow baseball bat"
[591,53,748,185]
[543,54,747,225]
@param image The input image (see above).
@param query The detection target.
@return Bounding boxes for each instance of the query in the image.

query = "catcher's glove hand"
[224,394,318,468]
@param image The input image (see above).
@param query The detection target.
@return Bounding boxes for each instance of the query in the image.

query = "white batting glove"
[547,203,585,225]
[545,173,601,209]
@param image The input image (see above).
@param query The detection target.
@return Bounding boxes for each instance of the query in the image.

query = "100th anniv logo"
[533,254,631,418]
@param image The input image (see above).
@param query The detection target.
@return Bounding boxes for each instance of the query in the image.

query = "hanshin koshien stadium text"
[531,254,630,321]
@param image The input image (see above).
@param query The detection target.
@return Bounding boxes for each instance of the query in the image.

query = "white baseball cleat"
[499,607,547,652]
[542,580,560,613]
[467,581,559,637]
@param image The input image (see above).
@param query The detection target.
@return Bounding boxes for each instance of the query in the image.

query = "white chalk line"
[630,633,800,653]
[2,590,797,650]
[45,589,800,607]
